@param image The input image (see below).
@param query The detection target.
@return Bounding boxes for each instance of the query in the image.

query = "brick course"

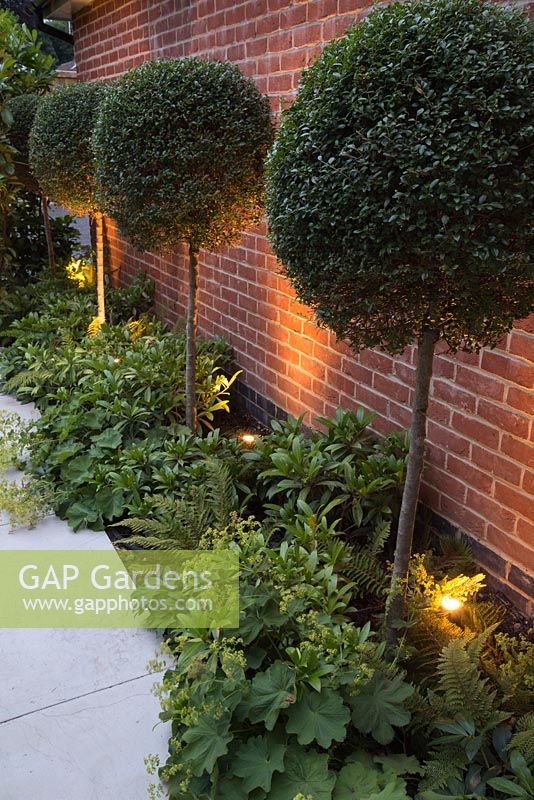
[73,0,533,613]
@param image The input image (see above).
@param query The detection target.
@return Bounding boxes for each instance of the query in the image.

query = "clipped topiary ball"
[29,81,107,216]
[7,93,41,193]
[93,57,273,252]
[267,0,534,353]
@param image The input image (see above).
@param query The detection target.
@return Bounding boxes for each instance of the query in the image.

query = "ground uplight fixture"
[241,433,256,445]
[441,595,462,612]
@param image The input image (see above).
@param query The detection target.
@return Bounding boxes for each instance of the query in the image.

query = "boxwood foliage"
[93,57,273,252]
[93,57,273,428]
[29,81,107,216]
[266,0,534,354]
[7,93,40,193]
[266,0,534,643]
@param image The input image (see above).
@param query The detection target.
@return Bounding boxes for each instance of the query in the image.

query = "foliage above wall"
[6,92,40,193]
[4,191,79,283]
[94,57,273,253]
[267,0,534,354]
[29,81,107,217]
[0,8,55,270]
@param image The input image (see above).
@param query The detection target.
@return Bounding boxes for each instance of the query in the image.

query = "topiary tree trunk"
[40,194,55,275]
[95,211,106,323]
[386,328,438,644]
[185,243,199,431]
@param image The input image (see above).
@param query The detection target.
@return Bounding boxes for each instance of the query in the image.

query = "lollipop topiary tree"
[94,57,273,430]
[7,92,56,274]
[266,0,534,640]
[29,81,108,322]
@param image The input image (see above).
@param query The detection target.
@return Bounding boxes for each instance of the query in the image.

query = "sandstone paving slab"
[0,673,169,800]
[0,626,165,722]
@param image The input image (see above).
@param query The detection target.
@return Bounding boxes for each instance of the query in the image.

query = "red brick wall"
[73,0,533,612]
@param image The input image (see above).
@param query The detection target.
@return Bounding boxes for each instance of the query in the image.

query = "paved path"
[0,394,170,799]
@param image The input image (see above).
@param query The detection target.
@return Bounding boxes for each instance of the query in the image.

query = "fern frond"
[431,633,498,725]
[117,517,171,536]
[407,611,467,684]
[176,490,212,544]
[126,318,149,342]
[342,520,390,599]
[461,601,504,635]
[438,573,485,606]
[119,536,181,551]
[3,368,54,393]
[369,519,391,557]
[420,748,468,790]
[344,547,388,598]
[119,462,241,551]
[406,685,434,729]
[436,535,475,574]
[87,316,102,337]
[467,623,500,661]
[204,458,239,528]
[509,713,534,760]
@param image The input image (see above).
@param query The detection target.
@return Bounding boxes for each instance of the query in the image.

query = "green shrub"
[0,10,54,96]
[6,92,40,193]
[94,58,272,253]
[0,276,63,334]
[2,293,408,541]
[25,338,238,531]
[266,0,534,640]
[29,81,106,217]
[267,0,534,353]
[0,476,51,529]
[0,271,153,348]
[113,409,406,555]
[4,191,79,285]
[0,8,54,208]
[153,517,417,799]
[148,513,531,800]
[116,458,250,550]
[94,57,274,428]
[107,274,155,325]
[29,80,109,319]
[3,312,231,410]
[248,409,407,534]
[0,410,28,472]
[0,284,96,364]
[0,284,239,530]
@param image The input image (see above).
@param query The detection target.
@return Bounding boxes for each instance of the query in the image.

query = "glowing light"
[241,433,256,445]
[113,357,121,364]
[441,595,462,612]
[66,257,94,288]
